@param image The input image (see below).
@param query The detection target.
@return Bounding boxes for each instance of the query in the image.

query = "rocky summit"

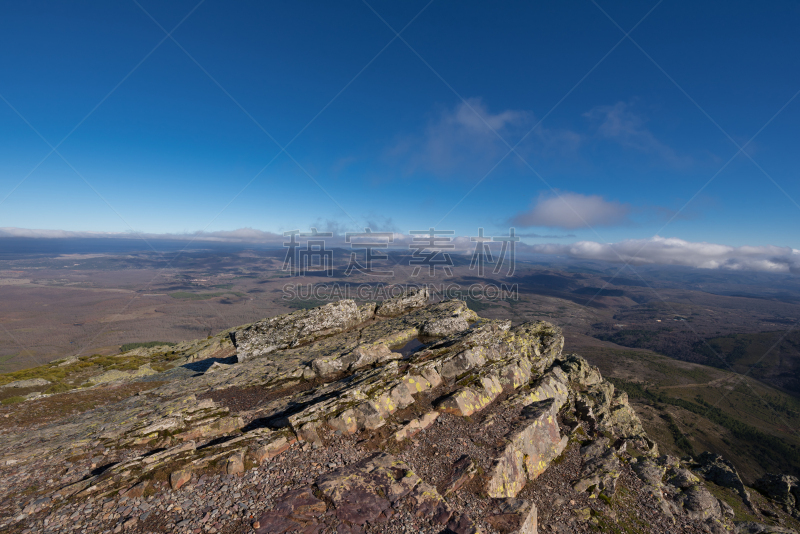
[1,288,798,533]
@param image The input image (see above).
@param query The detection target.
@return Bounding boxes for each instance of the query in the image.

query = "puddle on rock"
[392,337,432,359]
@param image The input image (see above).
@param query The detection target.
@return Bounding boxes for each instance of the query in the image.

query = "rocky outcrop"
[0,378,51,388]
[374,286,429,317]
[487,399,568,498]
[233,299,374,362]
[0,297,771,534]
[694,451,752,507]
[562,354,645,439]
[755,473,800,517]
[394,411,439,441]
[572,438,622,499]
[487,499,538,534]
[438,455,478,496]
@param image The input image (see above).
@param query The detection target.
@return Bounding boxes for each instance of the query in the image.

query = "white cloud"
[585,102,690,166]
[388,98,580,177]
[510,192,631,229]
[412,98,523,176]
[528,236,800,273]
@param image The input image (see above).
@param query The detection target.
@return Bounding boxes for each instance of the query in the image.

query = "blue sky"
[1,0,799,266]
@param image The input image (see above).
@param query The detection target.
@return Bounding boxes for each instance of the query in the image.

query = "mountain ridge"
[1,289,799,533]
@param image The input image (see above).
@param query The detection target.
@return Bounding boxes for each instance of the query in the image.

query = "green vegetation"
[703,481,758,523]
[0,350,185,392]
[661,412,695,456]
[581,347,713,386]
[595,329,658,348]
[120,341,176,353]
[1,396,25,405]
[692,330,800,393]
[610,377,800,473]
[44,382,79,394]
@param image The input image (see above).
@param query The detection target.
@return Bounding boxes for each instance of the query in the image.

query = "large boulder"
[233,299,373,362]
[754,473,800,514]
[695,452,751,507]
[486,399,568,498]
[572,438,622,498]
[503,322,564,374]
[677,484,722,521]
[375,287,429,317]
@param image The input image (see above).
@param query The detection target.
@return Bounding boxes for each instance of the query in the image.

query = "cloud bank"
[528,236,800,273]
[2,228,798,274]
[510,192,631,229]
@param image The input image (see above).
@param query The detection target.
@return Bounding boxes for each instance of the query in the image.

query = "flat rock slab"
[235,299,375,362]
[438,455,477,496]
[486,398,567,498]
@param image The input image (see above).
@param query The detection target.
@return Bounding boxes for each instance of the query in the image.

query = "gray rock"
[375,287,429,317]
[0,378,51,389]
[632,458,666,487]
[668,468,701,490]
[573,438,621,498]
[420,316,470,337]
[572,379,645,439]
[735,522,799,534]
[678,484,722,521]
[559,354,602,387]
[754,473,800,512]
[695,452,752,506]
[234,299,370,362]
[487,499,538,534]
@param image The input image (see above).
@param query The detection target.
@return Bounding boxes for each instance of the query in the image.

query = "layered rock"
[0,295,771,534]
[233,299,376,362]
